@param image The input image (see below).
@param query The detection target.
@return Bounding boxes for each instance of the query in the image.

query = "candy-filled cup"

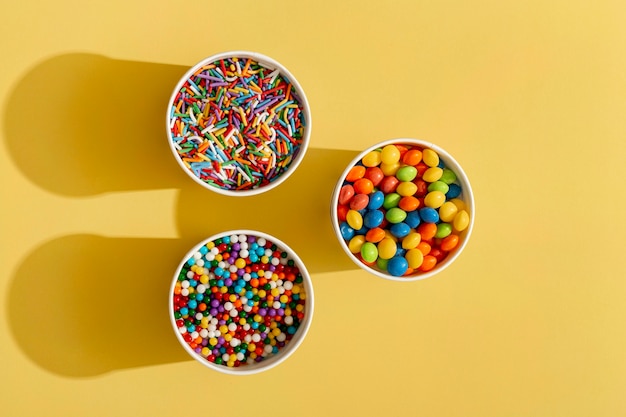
[166,51,312,196]
[331,138,475,281]
[169,230,314,374]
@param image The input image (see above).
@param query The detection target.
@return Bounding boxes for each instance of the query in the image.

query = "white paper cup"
[169,230,314,374]
[166,51,311,196]
[331,138,475,281]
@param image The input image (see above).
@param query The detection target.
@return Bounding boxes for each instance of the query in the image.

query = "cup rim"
[166,51,312,197]
[169,229,315,375]
[330,138,475,281]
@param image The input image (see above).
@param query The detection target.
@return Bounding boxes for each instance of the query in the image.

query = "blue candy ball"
[368,191,385,210]
[387,256,409,277]
[340,222,356,240]
[363,209,384,228]
[404,210,421,228]
[419,207,440,223]
[390,222,411,238]
[446,183,462,199]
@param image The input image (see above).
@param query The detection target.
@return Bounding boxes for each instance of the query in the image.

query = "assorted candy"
[335,144,471,277]
[172,233,308,368]
[169,56,307,191]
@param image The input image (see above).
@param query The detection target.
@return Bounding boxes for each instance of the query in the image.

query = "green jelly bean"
[396,166,417,182]
[435,223,452,238]
[383,193,401,209]
[427,181,449,194]
[440,168,457,185]
[360,242,378,263]
[376,257,389,270]
[385,207,407,224]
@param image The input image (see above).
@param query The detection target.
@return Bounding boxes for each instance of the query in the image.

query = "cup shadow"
[5,54,360,377]
[4,53,189,196]
[174,147,359,274]
[6,235,192,377]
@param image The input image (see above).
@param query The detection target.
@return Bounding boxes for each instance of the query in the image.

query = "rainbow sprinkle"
[169,56,307,191]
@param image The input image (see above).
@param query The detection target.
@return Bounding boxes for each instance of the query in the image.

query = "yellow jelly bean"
[424,191,446,208]
[384,230,397,241]
[423,148,440,167]
[405,248,424,269]
[346,209,363,230]
[362,150,382,167]
[396,181,418,197]
[438,201,458,223]
[377,237,397,259]
[453,210,470,232]
[348,235,366,254]
[380,162,401,176]
[401,232,421,250]
[422,167,443,182]
[381,145,401,164]
[450,198,466,211]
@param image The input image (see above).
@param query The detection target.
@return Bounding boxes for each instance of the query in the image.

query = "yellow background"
[2,0,626,415]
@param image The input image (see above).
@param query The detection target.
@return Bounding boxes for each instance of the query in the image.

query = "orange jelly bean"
[353,178,374,194]
[346,165,366,182]
[365,227,386,243]
[419,255,437,272]
[416,241,431,256]
[440,234,459,251]
[398,196,420,212]
[417,222,438,240]
[402,149,422,166]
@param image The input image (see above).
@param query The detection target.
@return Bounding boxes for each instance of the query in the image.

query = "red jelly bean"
[338,184,355,205]
[364,167,384,186]
[412,179,427,197]
[415,162,429,177]
[350,194,369,210]
[379,176,399,193]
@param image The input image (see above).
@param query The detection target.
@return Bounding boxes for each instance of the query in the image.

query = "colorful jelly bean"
[172,233,307,368]
[335,143,471,278]
[169,56,307,191]
[360,242,378,263]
